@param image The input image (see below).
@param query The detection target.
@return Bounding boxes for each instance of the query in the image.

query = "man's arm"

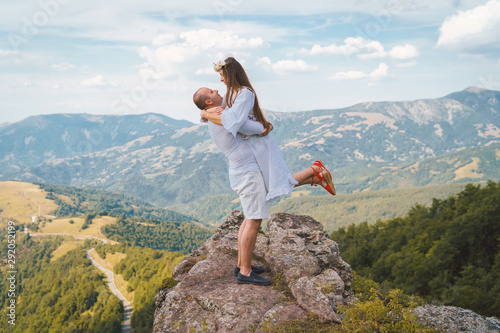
[202,107,265,136]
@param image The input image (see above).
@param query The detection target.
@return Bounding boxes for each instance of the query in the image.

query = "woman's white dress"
[221,88,298,202]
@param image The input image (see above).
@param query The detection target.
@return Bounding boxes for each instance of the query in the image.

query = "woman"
[197,57,335,285]
[202,56,336,200]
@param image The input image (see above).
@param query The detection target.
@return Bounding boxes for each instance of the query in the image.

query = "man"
[193,87,271,286]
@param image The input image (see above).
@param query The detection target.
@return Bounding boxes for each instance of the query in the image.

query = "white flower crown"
[213,60,226,72]
[213,58,235,72]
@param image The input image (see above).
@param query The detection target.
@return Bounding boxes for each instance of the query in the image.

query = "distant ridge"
[463,86,488,93]
[1,87,498,224]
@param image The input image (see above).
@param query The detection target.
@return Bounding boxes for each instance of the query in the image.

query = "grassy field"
[271,182,481,232]
[0,181,58,224]
[50,239,85,262]
[36,216,119,243]
[453,157,484,180]
[0,181,134,244]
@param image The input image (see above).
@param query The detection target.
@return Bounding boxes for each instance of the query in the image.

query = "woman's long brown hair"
[221,57,272,134]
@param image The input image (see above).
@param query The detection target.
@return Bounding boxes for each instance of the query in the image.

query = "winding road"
[86,248,132,333]
[30,233,132,333]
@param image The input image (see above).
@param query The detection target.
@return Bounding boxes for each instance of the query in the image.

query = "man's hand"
[201,107,224,126]
[206,106,224,114]
[200,110,209,122]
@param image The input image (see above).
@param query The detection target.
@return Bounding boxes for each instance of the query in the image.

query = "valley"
[0,181,202,332]
[0,86,499,331]
[270,181,482,231]
[1,87,498,218]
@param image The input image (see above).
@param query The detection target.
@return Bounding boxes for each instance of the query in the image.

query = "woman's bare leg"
[292,165,324,186]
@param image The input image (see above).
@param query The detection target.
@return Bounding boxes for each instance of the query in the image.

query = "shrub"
[339,273,433,332]
[159,277,178,290]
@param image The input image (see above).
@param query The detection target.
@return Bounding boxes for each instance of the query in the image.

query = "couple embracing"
[193,57,335,286]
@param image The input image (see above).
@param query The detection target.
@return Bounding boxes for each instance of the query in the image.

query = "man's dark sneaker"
[233,265,265,276]
[237,271,271,286]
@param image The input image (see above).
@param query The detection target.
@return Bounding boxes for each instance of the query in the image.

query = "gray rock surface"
[412,305,500,332]
[153,211,355,332]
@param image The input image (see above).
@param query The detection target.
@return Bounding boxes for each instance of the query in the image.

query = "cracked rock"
[153,211,355,332]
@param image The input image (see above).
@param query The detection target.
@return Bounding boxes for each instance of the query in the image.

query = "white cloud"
[0,1,455,34]
[304,37,419,61]
[329,63,389,81]
[437,0,500,50]
[51,62,75,71]
[329,70,368,81]
[304,37,387,59]
[138,29,266,80]
[307,37,363,55]
[357,41,387,59]
[81,75,109,87]
[0,49,42,66]
[180,29,264,50]
[274,59,316,72]
[0,50,21,58]
[195,67,214,75]
[370,62,389,79]
[389,44,419,59]
[258,57,317,73]
[2,1,498,125]
[152,33,177,47]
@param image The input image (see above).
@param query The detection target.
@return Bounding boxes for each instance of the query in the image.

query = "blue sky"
[1,0,500,124]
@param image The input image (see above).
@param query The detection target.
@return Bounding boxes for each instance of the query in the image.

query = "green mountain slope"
[0,236,123,332]
[94,244,184,333]
[171,142,498,227]
[0,181,214,253]
[36,182,201,225]
[34,182,214,253]
[331,181,500,317]
[0,113,193,178]
[0,180,200,332]
[271,182,479,231]
[337,142,500,193]
[3,87,498,211]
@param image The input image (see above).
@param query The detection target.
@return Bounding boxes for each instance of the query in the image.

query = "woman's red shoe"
[310,160,336,196]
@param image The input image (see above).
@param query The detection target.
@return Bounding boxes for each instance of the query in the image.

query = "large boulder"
[412,305,500,332]
[153,211,355,332]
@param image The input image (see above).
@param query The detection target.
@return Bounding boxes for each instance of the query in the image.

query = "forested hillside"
[101,215,212,254]
[0,227,186,332]
[0,236,123,332]
[331,181,500,317]
[271,182,474,231]
[37,183,198,224]
[94,244,184,332]
[34,182,214,254]
[0,181,212,331]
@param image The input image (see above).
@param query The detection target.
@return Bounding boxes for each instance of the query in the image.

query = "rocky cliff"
[153,211,355,332]
[153,211,500,332]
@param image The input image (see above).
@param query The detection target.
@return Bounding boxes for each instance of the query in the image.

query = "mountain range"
[1,86,499,223]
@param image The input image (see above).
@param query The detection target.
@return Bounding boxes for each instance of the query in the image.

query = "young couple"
[193,57,335,286]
